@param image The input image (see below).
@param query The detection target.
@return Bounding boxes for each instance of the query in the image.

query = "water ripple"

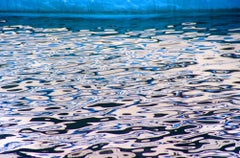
[0,12,240,157]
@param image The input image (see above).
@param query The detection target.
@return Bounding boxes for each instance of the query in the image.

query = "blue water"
[0,0,240,13]
[0,12,240,158]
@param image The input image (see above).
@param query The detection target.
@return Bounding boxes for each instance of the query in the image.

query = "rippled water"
[0,12,240,158]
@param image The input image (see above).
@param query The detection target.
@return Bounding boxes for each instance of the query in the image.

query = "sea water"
[0,12,239,157]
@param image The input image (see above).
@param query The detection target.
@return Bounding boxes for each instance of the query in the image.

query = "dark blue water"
[0,12,240,158]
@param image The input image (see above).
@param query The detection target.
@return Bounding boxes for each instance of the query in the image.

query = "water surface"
[0,12,240,158]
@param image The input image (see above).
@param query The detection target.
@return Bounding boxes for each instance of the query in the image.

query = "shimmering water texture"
[0,12,240,158]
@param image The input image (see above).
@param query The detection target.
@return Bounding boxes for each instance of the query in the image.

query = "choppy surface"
[0,12,240,158]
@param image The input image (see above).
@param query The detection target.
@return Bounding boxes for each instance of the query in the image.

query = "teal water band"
[0,0,240,13]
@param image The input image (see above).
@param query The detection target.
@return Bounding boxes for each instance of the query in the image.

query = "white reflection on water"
[0,12,240,157]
